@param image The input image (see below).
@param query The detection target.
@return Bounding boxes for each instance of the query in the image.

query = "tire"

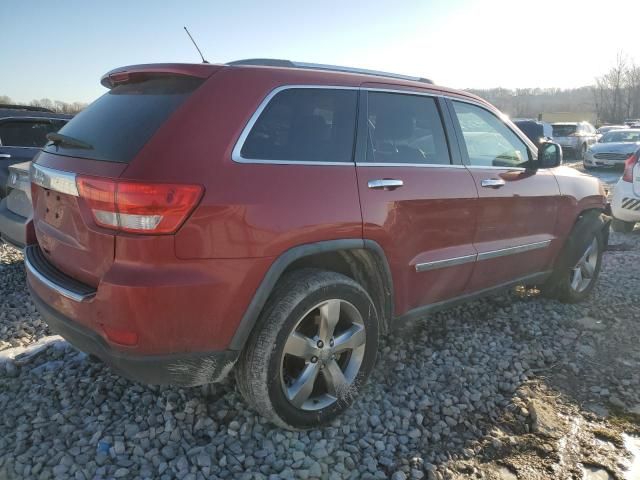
[235,269,379,430]
[544,228,603,303]
[577,143,587,161]
[583,162,594,171]
[611,218,635,233]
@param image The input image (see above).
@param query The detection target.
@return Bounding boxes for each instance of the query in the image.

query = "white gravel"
[1,224,639,480]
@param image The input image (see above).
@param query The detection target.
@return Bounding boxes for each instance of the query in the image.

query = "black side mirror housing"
[538,142,563,168]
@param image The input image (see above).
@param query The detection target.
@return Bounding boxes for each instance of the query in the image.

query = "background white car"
[611,148,640,232]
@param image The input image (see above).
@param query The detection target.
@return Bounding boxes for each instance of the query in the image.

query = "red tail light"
[76,176,203,234]
[623,151,639,182]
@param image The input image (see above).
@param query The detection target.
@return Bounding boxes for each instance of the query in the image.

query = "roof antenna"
[183,26,209,64]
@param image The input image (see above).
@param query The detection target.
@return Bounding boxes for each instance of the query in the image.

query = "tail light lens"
[623,152,639,182]
[76,176,203,234]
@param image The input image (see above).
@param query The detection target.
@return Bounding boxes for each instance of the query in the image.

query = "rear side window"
[43,75,203,163]
[240,88,358,163]
[366,92,451,165]
[0,119,67,147]
[552,124,577,137]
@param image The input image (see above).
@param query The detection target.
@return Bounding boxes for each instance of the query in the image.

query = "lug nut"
[317,340,324,348]
[310,356,318,363]
[330,338,334,347]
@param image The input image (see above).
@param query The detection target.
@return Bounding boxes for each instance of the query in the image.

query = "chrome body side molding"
[415,240,552,272]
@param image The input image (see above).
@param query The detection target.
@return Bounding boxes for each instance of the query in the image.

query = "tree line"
[0,95,87,114]
[468,53,640,125]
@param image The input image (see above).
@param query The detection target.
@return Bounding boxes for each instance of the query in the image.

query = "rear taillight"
[76,176,203,234]
[623,152,639,182]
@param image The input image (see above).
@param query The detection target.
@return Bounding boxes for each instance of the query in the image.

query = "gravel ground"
[0,167,639,480]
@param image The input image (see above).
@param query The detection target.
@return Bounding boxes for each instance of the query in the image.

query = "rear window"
[552,125,577,137]
[43,75,203,163]
[0,119,67,147]
[239,88,358,163]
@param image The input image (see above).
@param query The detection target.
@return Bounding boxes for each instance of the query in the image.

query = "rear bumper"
[29,286,239,386]
[611,180,640,222]
[0,197,32,249]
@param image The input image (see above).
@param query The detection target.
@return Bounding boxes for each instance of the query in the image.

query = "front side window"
[240,88,358,163]
[0,119,67,147]
[452,101,529,168]
[366,92,451,165]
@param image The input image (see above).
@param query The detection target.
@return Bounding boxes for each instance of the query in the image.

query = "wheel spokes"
[323,359,348,397]
[581,259,595,278]
[332,325,366,354]
[284,332,318,360]
[318,299,341,340]
[571,267,583,290]
[287,362,320,407]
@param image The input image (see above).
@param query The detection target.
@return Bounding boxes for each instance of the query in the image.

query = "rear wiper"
[46,132,93,150]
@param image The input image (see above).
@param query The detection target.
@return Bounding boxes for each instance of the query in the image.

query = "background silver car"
[551,121,598,160]
[583,129,640,169]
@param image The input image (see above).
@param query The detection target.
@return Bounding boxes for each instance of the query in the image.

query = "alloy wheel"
[570,237,599,292]
[279,299,366,411]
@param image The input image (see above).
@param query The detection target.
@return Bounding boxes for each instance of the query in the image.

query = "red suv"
[25,60,609,429]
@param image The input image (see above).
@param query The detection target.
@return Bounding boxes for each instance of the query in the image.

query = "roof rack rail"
[227,58,434,85]
[0,104,55,113]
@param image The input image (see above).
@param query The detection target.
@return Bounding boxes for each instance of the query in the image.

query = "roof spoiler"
[100,63,221,89]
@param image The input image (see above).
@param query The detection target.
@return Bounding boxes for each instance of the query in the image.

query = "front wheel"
[545,231,603,303]
[611,218,635,233]
[235,269,379,430]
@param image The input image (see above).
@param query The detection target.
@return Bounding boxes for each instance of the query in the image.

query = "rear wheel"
[577,143,587,160]
[235,269,379,430]
[611,218,636,233]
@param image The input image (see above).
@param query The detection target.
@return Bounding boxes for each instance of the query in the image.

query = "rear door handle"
[0,154,11,159]
[368,179,404,191]
[481,178,506,188]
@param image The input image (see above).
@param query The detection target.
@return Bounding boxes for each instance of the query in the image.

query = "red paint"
[27,63,607,358]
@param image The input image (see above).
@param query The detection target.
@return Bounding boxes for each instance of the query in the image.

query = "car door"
[355,88,479,316]
[447,99,560,292]
[0,118,67,195]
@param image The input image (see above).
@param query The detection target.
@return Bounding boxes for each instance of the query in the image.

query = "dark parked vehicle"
[0,105,71,196]
[26,61,609,429]
[513,119,554,148]
[0,105,70,249]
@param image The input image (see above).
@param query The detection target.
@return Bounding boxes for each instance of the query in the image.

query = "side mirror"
[538,142,562,168]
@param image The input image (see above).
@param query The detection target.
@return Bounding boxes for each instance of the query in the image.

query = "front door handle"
[0,154,11,159]
[368,179,404,191]
[481,178,506,188]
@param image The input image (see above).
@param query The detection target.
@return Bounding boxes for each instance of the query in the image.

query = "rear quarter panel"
[122,67,365,259]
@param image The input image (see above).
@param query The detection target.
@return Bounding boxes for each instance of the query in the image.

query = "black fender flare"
[229,239,393,351]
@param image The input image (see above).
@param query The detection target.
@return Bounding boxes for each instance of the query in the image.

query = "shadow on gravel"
[0,245,50,350]
[0,233,639,479]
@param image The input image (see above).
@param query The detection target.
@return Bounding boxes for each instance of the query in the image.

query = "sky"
[2,0,639,104]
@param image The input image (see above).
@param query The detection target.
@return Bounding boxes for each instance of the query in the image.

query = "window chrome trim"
[476,240,551,261]
[465,165,527,171]
[356,162,466,169]
[24,252,94,302]
[231,85,360,166]
[30,163,79,197]
[415,254,476,272]
[231,83,534,167]
[415,240,551,272]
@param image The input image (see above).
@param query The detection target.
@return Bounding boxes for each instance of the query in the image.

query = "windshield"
[602,130,640,143]
[552,125,577,137]
[42,75,203,163]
